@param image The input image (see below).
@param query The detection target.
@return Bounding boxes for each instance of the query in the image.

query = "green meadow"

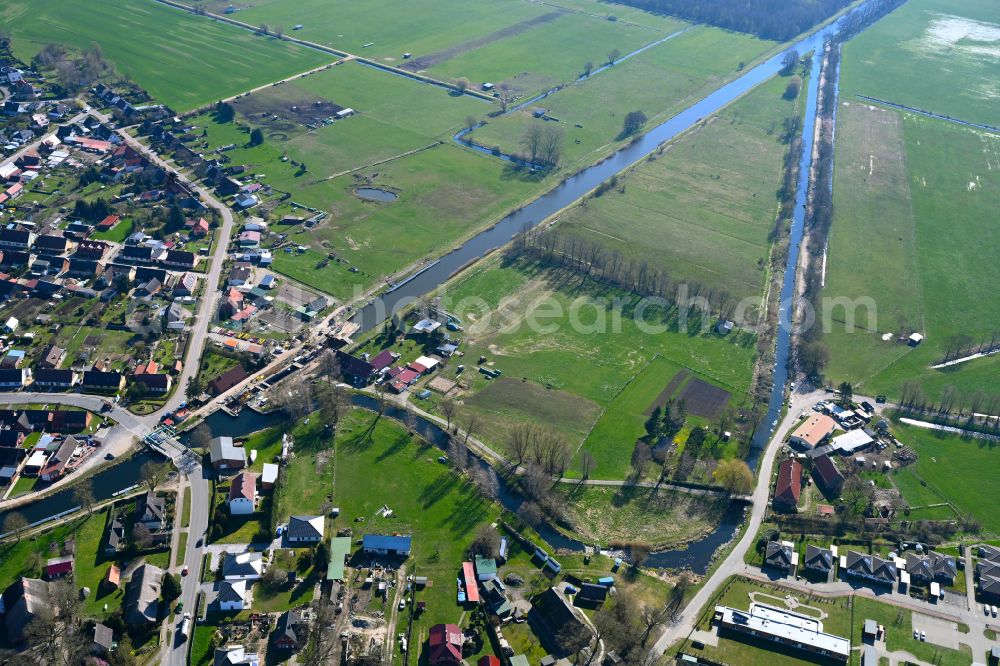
[469,26,776,168]
[418,257,756,478]
[840,0,1000,127]
[552,73,803,302]
[0,0,330,112]
[823,100,1000,402]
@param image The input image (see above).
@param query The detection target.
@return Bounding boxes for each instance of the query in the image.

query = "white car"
[919,630,926,641]
[992,605,998,617]
[986,604,991,616]
[913,629,919,639]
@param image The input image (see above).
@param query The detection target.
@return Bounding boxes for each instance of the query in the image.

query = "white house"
[218,579,250,611]
[227,471,257,515]
[3,316,18,333]
[286,515,324,543]
[222,551,264,581]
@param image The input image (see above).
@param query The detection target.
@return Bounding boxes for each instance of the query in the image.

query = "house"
[39,436,80,481]
[234,193,259,209]
[328,536,351,581]
[96,214,120,231]
[238,230,260,246]
[0,250,32,269]
[427,623,463,666]
[789,414,837,449]
[210,436,247,471]
[1,349,25,369]
[166,302,190,331]
[475,555,497,581]
[40,345,66,369]
[812,454,844,496]
[577,582,609,606]
[44,555,74,579]
[104,514,126,553]
[832,429,875,455]
[2,578,52,643]
[134,265,168,283]
[334,350,376,386]
[273,609,309,650]
[363,534,411,557]
[529,587,591,654]
[213,645,259,666]
[3,316,19,333]
[75,241,109,259]
[228,471,257,515]
[0,368,29,389]
[33,235,69,255]
[135,491,167,530]
[228,263,253,286]
[218,579,249,611]
[101,564,121,592]
[118,245,158,264]
[261,463,279,490]
[209,365,250,396]
[287,515,325,543]
[980,575,1000,603]
[843,551,897,587]
[92,623,114,655]
[764,541,795,574]
[134,372,171,394]
[905,552,957,585]
[772,459,802,512]
[174,272,198,297]
[124,564,164,625]
[0,229,35,250]
[222,551,264,581]
[32,368,76,390]
[803,545,834,575]
[65,257,104,279]
[137,277,162,298]
[82,370,125,392]
[0,428,25,447]
[162,250,196,270]
[188,217,210,237]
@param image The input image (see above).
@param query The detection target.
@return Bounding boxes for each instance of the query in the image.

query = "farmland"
[468,26,776,168]
[822,100,1000,401]
[0,0,330,112]
[889,422,1000,534]
[840,0,1000,127]
[411,256,756,479]
[549,73,804,302]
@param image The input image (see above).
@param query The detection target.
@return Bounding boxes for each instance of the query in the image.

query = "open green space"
[840,0,1000,127]
[552,73,802,302]
[889,422,1000,534]
[555,483,732,549]
[409,257,755,478]
[823,99,1000,403]
[469,25,775,168]
[0,0,330,112]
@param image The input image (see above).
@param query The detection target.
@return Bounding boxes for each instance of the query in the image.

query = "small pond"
[354,187,398,202]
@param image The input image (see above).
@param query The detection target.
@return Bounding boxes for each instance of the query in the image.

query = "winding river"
[1,2,881,570]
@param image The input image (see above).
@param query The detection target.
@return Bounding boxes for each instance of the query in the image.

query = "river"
[2,3,872,569]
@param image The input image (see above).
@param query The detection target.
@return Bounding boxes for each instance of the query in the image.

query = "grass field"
[469,26,775,168]
[410,257,756,478]
[0,0,330,112]
[840,0,1000,127]
[889,421,1000,534]
[555,483,731,549]
[551,74,803,302]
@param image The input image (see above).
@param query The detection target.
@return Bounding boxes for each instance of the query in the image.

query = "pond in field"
[354,187,398,202]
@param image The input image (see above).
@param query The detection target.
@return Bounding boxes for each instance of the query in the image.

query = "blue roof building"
[363,534,412,558]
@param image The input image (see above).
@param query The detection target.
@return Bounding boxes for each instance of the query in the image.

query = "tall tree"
[140,460,168,493]
[712,459,753,494]
[3,512,28,542]
[73,481,96,515]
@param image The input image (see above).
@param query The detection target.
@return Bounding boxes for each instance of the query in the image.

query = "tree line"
[610,0,852,41]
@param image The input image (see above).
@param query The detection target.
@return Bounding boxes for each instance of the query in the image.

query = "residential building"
[789,414,837,449]
[832,429,875,455]
[222,551,264,581]
[174,271,198,297]
[843,551,897,587]
[363,534,411,557]
[82,370,125,392]
[803,545,834,576]
[92,623,114,655]
[428,623,463,666]
[2,578,52,643]
[764,541,796,574]
[39,436,80,481]
[32,368,76,390]
[218,580,249,611]
[124,564,164,626]
[135,491,167,530]
[210,436,246,471]
[772,459,802,512]
[0,229,35,250]
[134,372,171,394]
[905,552,957,585]
[227,471,257,515]
[273,609,309,650]
[577,582,609,606]
[162,250,196,270]
[209,365,250,396]
[287,515,325,543]
[0,367,27,389]
[227,263,253,286]
[261,463,278,490]
[812,454,845,496]
[44,555,74,579]
[714,604,850,663]
[33,235,69,255]
[40,345,66,369]
[213,645,258,666]
[528,587,590,654]
[104,514,126,554]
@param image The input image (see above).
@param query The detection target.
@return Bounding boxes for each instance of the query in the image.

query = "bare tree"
[133,523,154,550]
[579,450,595,479]
[539,125,564,167]
[521,125,544,164]
[3,512,28,542]
[497,84,514,113]
[190,423,212,451]
[140,460,168,493]
[462,413,480,448]
[440,399,457,431]
[447,435,469,471]
[73,481,96,515]
[582,61,594,77]
[607,48,621,65]
[507,423,533,465]
[314,379,349,429]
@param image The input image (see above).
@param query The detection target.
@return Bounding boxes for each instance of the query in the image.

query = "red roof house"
[478,657,501,666]
[427,623,463,665]
[97,215,120,230]
[772,459,803,512]
[44,555,74,579]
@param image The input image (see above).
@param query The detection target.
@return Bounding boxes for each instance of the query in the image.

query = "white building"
[227,471,257,515]
[218,580,249,611]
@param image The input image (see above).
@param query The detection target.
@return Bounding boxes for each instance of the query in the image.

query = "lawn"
[551,73,803,302]
[889,422,1000,534]
[839,0,1000,127]
[823,98,1000,403]
[90,219,134,243]
[420,257,756,478]
[0,0,331,112]
[469,25,776,168]
[554,483,732,550]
